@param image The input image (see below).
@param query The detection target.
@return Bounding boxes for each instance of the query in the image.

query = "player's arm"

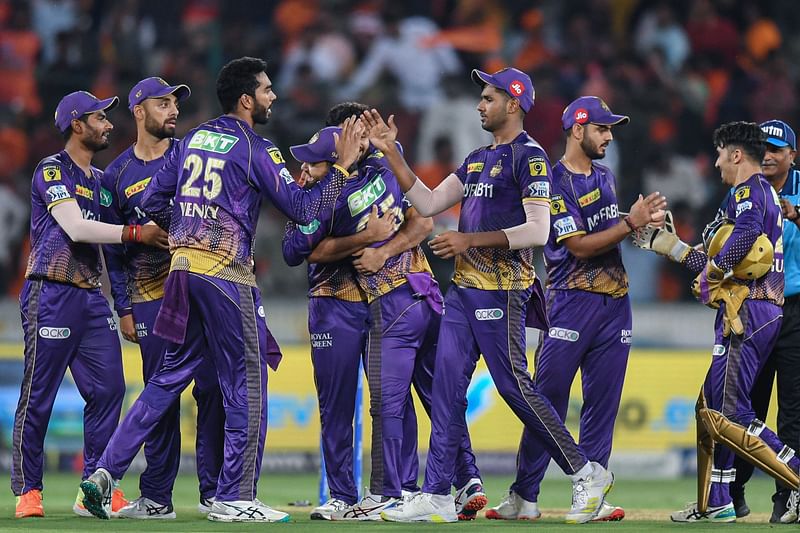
[99,173,133,320]
[141,143,181,231]
[564,192,666,260]
[353,206,433,274]
[713,185,765,271]
[307,205,395,263]
[256,118,362,225]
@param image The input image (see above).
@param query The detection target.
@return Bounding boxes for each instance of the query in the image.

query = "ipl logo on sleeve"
[46,185,70,203]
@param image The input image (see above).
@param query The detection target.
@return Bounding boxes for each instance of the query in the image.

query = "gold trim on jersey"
[452,248,536,291]
[555,229,586,243]
[170,247,257,287]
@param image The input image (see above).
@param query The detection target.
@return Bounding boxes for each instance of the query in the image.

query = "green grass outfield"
[0,473,786,531]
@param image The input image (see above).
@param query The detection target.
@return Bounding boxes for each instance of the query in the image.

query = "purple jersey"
[141,115,346,287]
[453,132,551,290]
[102,141,176,311]
[719,174,784,305]
[544,161,628,297]
[25,151,105,288]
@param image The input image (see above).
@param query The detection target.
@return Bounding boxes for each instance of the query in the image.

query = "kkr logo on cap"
[509,80,525,97]
[475,308,503,321]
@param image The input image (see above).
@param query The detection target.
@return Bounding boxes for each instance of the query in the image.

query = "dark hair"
[325,101,369,127]
[62,115,89,141]
[216,56,268,114]
[713,121,767,163]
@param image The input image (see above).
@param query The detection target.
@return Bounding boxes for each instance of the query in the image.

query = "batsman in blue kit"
[632,121,798,523]
[365,68,616,524]
[13,90,169,519]
[100,77,224,518]
[488,96,666,522]
[286,125,483,521]
[79,57,362,523]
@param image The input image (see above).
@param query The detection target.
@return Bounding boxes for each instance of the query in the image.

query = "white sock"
[429,494,454,508]
[571,462,594,481]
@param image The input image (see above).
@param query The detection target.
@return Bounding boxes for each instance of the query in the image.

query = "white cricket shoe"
[670,502,736,523]
[311,498,351,520]
[565,462,614,523]
[79,468,114,520]
[454,478,487,520]
[779,490,800,523]
[330,492,399,521]
[484,490,541,520]
[198,496,215,514]
[380,492,457,523]
[117,497,176,519]
[592,501,625,521]
[207,499,290,522]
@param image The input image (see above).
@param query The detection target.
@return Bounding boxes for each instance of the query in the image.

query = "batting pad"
[695,392,714,513]
[697,407,800,491]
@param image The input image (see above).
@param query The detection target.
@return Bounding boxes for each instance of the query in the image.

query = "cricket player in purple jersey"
[13,90,169,519]
[487,96,666,522]
[78,57,362,523]
[100,77,224,519]
[287,126,483,521]
[364,67,616,524]
[632,122,794,523]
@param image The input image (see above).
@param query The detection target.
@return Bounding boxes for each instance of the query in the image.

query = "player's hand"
[628,192,667,228]
[780,198,799,221]
[363,205,394,243]
[361,109,398,154]
[138,224,170,249]
[334,115,364,171]
[353,247,388,274]
[119,314,138,344]
[429,231,471,259]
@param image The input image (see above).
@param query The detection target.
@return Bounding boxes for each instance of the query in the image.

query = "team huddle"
[10,54,800,524]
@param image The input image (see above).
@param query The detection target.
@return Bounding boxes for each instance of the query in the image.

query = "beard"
[144,114,175,139]
[252,99,270,125]
[83,127,110,152]
[581,136,606,160]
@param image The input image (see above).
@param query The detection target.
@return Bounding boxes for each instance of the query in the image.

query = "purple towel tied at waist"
[406,272,444,315]
[525,278,549,330]
[265,326,283,371]
[154,270,190,344]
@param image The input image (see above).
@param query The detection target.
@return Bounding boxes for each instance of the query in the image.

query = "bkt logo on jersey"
[39,327,71,339]
[549,327,579,342]
[475,308,504,321]
[348,175,387,216]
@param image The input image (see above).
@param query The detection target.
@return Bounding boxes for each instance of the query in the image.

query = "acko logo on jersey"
[299,219,320,234]
[528,156,547,177]
[188,130,239,154]
[43,165,62,182]
[125,177,152,198]
[578,188,600,207]
[475,308,503,320]
[467,162,484,173]
[527,180,549,198]
[550,195,566,215]
[620,329,632,344]
[735,186,750,202]
[574,108,589,124]
[46,184,70,203]
[712,344,726,356]
[549,327,579,342]
[554,216,578,236]
[39,327,70,339]
[348,175,387,216]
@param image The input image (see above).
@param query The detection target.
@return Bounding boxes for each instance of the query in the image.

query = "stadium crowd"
[0,0,799,300]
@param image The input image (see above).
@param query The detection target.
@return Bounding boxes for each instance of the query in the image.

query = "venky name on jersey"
[188,130,239,154]
[348,175,386,216]
[586,204,619,231]
[464,182,493,198]
[528,156,547,176]
[43,165,62,182]
[180,200,219,219]
[125,177,152,198]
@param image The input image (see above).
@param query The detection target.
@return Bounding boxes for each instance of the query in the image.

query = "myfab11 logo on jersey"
[179,130,239,220]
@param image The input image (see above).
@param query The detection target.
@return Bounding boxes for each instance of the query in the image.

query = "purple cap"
[128,77,191,111]
[562,96,629,130]
[54,91,119,133]
[289,127,340,164]
[471,67,534,112]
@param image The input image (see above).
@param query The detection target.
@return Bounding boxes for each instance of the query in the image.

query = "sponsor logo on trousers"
[548,327,579,342]
[39,327,71,339]
[475,308,503,320]
[713,344,726,356]
[136,322,148,338]
[311,332,333,348]
[621,329,632,344]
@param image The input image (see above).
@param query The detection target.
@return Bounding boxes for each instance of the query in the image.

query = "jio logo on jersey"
[548,327,579,342]
[475,308,504,321]
[39,327,71,339]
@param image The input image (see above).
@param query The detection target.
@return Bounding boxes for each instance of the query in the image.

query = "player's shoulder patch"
[550,194,566,215]
[734,185,750,202]
[41,164,62,182]
[528,155,548,177]
[45,184,71,204]
[527,180,550,198]
[554,215,578,237]
[267,146,285,165]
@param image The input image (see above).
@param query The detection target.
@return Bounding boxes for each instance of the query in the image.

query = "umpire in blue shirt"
[730,120,799,522]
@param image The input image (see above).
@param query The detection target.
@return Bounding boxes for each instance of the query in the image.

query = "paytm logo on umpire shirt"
[475,308,503,321]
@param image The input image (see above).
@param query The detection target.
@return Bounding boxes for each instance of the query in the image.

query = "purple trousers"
[98,273,272,503]
[423,285,587,495]
[132,298,224,505]
[367,283,480,498]
[704,300,798,507]
[513,290,631,501]
[12,280,124,495]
